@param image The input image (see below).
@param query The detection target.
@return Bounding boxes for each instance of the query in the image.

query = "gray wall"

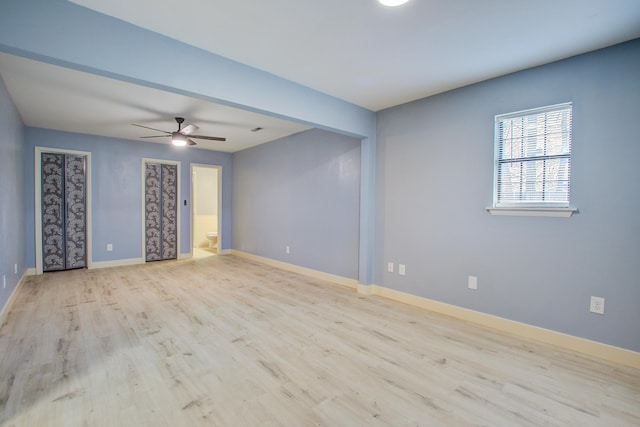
[232,129,361,279]
[0,74,25,310]
[375,39,640,352]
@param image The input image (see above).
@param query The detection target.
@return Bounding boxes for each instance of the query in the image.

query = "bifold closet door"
[41,153,87,272]
[145,163,178,261]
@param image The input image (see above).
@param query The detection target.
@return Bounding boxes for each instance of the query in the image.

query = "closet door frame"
[141,158,181,263]
[35,147,92,275]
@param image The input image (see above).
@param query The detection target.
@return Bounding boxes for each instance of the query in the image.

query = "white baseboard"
[0,270,30,327]
[358,284,640,370]
[231,250,358,289]
[89,258,144,270]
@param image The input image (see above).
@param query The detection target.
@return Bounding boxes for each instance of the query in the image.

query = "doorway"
[142,159,181,262]
[35,147,92,274]
[191,165,221,259]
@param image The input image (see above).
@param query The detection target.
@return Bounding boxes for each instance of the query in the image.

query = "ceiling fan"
[132,117,226,146]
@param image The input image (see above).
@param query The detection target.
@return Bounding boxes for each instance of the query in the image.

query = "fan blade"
[140,135,169,139]
[181,124,198,135]
[132,123,171,134]
[187,139,197,146]
[190,134,226,142]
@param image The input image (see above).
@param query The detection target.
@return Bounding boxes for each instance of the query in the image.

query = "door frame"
[35,146,92,275]
[141,158,181,262]
[190,163,222,257]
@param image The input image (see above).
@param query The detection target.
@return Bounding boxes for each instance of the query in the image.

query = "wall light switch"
[468,276,478,290]
[285,245,290,254]
[14,264,17,275]
[387,262,394,273]
[398,264,406,276]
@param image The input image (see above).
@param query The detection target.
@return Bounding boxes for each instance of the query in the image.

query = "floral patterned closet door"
[145,163,178,261]
[41,153,87,272]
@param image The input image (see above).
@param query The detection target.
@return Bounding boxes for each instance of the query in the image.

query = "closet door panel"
[65,155,87,269]
[145,164,162,261]
[161,164,177,260]
[41,153,65,272]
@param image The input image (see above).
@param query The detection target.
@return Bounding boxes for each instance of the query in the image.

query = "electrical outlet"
[107,244,113,252]
[387,262,394,273]
[398,264,406,276]
[14,264,17,275]
[286,245,290,254]
[590,296,605,314]
[468,276,478,290]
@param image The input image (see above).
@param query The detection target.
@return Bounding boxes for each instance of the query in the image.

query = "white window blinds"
[494,103,572,208]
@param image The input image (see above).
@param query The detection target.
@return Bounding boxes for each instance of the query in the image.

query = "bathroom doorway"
[191,164,221,258]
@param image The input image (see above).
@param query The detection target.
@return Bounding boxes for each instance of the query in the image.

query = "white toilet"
[205,231,218,249]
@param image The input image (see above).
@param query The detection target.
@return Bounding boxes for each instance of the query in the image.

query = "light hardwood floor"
[0,255,638,426]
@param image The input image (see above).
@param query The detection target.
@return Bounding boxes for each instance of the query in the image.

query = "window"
[490,103,575,217]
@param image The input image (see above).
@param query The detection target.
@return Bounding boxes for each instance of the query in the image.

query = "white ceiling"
[70,0,640,110]
[0,53,311,153]
[1,0,639,152]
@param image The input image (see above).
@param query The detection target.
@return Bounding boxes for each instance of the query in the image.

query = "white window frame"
[487,103,577,218]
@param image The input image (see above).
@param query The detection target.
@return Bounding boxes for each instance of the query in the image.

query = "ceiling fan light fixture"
[133,117,225,146]
[171,132,188,146]
[379,0,409,6]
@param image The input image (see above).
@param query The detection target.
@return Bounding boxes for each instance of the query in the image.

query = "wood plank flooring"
[0,255,638,426]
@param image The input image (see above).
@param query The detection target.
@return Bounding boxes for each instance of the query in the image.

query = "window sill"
[486,207,577,218]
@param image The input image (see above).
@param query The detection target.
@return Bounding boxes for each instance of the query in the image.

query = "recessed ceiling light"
[379,0,409,6]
